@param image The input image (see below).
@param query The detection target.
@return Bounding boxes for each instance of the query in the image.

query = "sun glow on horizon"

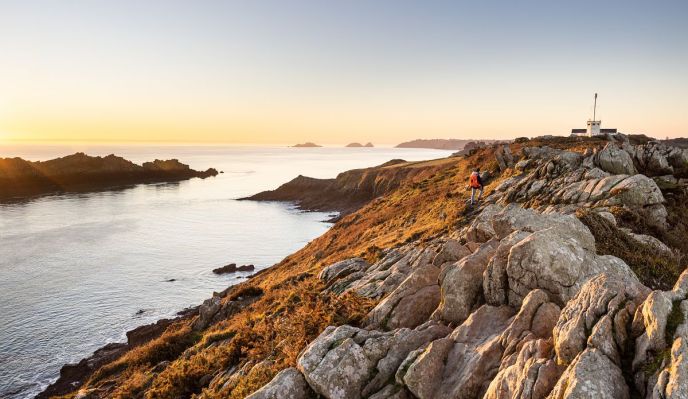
[1,1,687,144]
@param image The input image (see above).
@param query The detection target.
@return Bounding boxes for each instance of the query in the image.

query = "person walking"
[469,168,483,205]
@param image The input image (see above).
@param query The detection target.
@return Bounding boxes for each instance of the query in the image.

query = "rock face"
[296,323,451,399]
[250,198,688,399]
[490,139,676,229]
[0,152,218,201]
[244,158,453,215]
[245,368,314,399]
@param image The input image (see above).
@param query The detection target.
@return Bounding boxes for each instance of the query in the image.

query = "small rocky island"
[292,142,322,148]
[345,142,374,148]
[0,152,218,201]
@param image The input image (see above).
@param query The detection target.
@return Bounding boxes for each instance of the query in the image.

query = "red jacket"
[469,172,483,188]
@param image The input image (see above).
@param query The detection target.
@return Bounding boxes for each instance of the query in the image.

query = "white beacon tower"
[586,93,601,137]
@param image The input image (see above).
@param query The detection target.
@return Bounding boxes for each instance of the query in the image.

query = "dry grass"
[62,146,513,399]
[577,210,684,290]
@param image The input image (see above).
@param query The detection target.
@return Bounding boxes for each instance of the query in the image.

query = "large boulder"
[483,230,531,306]
[553,274,649,366]
[484,338,561,399]
[319,258,370,286]
[547,348,629,399]
[595,143,637,175]
[365,263,441,330]
[433,239,499,324]
[296,323,450,399]
[505,223,639,307]
[245,368,314,399]
[400,305,514,399]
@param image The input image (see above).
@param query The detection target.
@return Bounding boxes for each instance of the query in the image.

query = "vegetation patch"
[576,210,683,290]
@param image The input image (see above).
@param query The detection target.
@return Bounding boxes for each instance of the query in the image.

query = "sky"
[1,0,687,145]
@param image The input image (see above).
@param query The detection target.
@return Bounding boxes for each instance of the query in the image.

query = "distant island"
[345,142,374,148]
[292,142,322,148]
[0,152,218,202]
[395,138,501,150]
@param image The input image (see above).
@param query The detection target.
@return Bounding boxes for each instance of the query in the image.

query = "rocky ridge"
[246,205,687,399]
[241,135,688,399]
[55,135,688,399]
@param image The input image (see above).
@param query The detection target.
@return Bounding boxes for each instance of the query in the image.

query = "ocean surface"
[0,144,453,399]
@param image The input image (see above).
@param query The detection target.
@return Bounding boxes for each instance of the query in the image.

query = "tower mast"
[593,93,598,121]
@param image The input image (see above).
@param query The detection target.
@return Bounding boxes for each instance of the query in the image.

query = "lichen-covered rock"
[506,224,639,307]
[366,263,440,330]
[246,368,314,399]
[466,204,503,242]
[547,348,629,399]
[595,143,637,175]
[553,274,649,366]
[296,323,450,399]
[319,258,370,286]
[433,239,499,323]
[400,305,514,399]
[336,246,434,299]
[432,239,471,267]
[484,230,531,306]
[484,339,561,399]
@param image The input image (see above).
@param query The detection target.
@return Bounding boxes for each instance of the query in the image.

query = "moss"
[643,348,671,376]
[577,210,683,290]
[666,300,685,343]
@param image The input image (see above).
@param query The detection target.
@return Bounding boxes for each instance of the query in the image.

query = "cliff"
[242,159,451,216]
[47,135,688,399]
[0,152,218,201]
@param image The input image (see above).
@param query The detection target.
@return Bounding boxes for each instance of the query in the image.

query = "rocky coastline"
[0,152,218,202]
[42,134,688,399]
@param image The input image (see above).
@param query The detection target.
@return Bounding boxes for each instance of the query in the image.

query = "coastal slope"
[396,138,501,150]
[0,152,218,201]
[47,135,688,399]
[243,159,455,216]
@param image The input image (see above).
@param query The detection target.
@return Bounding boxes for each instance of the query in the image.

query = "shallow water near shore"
[0,144,452,398]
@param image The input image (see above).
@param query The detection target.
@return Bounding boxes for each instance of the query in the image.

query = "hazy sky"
[1,0,687,144]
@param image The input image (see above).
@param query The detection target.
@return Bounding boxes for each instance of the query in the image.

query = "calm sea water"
[0,144,452,399]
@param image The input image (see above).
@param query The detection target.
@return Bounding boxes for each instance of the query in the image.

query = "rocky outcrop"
[245,368,315,399]
[250,202,688,399]
[296,323,451,399]
[0,152,218,201]
[491,141,673,229]
[212,263,255,275]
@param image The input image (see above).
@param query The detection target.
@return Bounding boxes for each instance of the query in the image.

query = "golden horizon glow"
[2,1,687,144]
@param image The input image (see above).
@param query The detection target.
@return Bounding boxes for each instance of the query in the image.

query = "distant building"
[571,93,617,137]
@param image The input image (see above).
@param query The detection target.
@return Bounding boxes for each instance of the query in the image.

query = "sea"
[0,144,453,398]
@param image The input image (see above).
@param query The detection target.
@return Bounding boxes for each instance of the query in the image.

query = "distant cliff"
[396,138,501,150]
[0,152,218,201]
[242,158,451,216]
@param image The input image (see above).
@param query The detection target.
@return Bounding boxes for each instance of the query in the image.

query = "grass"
[576,210,684,290]
[68,145,504,399]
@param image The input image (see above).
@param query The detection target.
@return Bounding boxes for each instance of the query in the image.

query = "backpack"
[469,172,481,188]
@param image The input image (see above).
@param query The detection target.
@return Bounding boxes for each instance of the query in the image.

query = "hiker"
[469,168,483,205]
